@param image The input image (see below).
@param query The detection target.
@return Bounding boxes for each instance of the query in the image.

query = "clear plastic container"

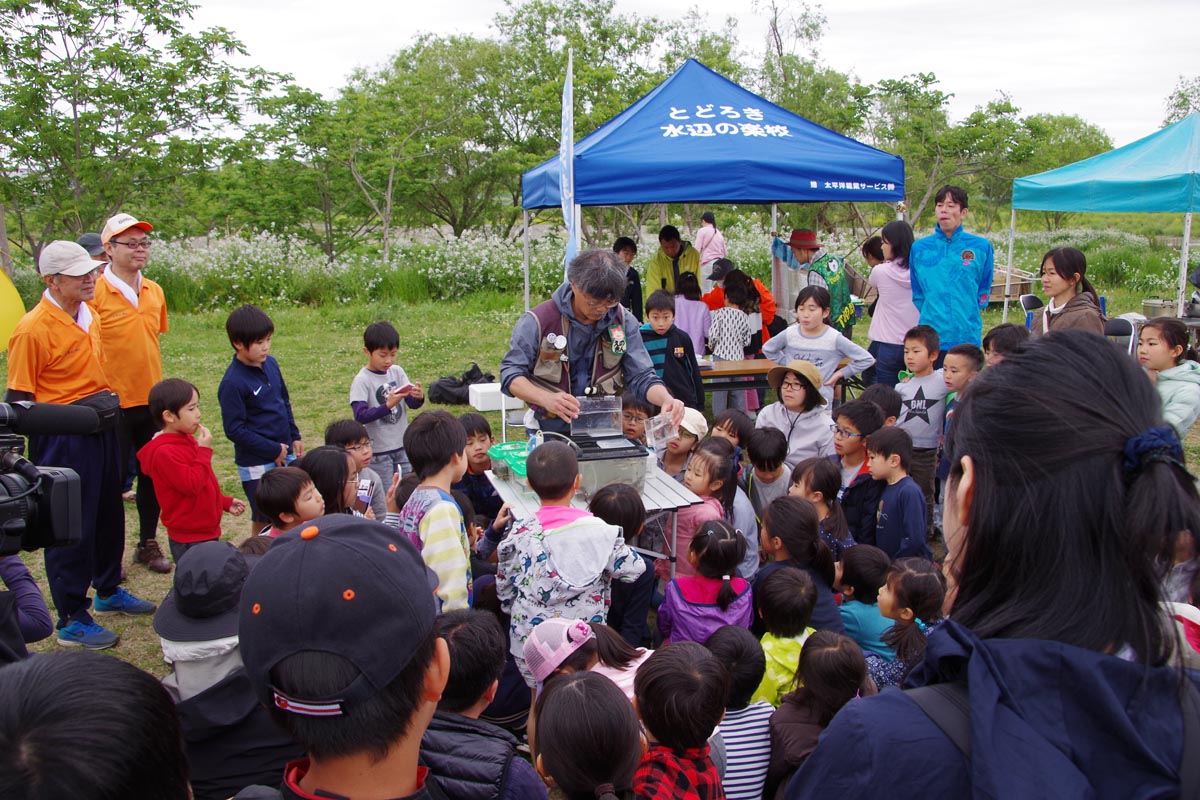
[577,451,648,498]
[571,395,623,438]
[643,414,679,453]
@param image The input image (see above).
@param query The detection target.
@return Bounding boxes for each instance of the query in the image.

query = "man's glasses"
[581,295,620,311]
[833,427,863,439]
[110,238,152,250]
[622,414,648,424]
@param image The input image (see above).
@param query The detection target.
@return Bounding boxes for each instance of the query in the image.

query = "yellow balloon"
[0,271,27,353]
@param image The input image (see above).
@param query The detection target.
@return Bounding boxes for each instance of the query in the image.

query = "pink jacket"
[655,496,724,580]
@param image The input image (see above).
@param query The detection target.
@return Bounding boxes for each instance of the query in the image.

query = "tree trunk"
[0,203,11,277]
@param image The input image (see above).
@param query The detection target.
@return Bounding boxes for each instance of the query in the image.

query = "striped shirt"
[396,487,472,611]
[709,306,752,361]
[716,701,774,800]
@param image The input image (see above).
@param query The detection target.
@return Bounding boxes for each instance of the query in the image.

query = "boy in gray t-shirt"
[744,428,790,519]
[895,325,947,542]
[349,321,425,478]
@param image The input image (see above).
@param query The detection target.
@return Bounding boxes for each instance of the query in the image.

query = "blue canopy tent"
[519,59,905,308]
[1003,113,1200,320]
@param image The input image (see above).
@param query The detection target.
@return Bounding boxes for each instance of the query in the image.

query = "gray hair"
[567,249,626,300]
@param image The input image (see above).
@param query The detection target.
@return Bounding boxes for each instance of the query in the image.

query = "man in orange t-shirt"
[92,213,171,574]
[6,241,157,649]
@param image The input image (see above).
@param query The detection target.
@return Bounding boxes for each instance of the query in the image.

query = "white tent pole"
[1179,211,1193,318]
[523,209,531,313]
[574,203,582,252]
[771,203,778,233]
[1003,207,1017,323]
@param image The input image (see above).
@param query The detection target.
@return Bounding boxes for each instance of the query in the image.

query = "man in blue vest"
[501,249,685,435]
[909,185,995,357]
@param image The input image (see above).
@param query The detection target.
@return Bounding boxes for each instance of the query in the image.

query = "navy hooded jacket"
[787,621,1198,799]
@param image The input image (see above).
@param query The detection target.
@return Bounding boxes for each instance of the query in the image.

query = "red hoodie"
[138,432,233,543]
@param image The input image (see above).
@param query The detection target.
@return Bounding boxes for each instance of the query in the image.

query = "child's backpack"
[428,362,494,405]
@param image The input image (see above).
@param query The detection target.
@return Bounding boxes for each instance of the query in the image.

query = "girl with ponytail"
[534,671,643,800]
[754,495,844,634]
[790,456,856,559]
[1033,246,1104,336]
[864,557,946,688]
[656,520,752,644]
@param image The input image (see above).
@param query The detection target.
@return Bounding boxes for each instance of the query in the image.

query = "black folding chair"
[1019,294,1044,331]
[1104,317,1137,356]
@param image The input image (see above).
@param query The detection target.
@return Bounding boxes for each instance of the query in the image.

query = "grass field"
[2,284,1198,677]
[3,292,527,675]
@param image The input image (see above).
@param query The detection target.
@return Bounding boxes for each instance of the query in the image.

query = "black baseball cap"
[154,541,250,643]
[238,515,437,717]
[76,232,104,257]
[707,258,736,282]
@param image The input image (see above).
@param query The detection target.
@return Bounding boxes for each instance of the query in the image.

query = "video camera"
[0,401,93,557]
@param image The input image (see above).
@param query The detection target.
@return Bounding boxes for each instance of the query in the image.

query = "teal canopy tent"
[1004,113,1200,319]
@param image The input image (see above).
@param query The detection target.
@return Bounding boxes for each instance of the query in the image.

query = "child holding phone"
[350,320,425,479]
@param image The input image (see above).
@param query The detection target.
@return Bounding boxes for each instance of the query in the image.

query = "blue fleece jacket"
[909,225,994,349]
[787,621,1200,799]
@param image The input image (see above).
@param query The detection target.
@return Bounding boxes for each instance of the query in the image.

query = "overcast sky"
[189,0,1197,148]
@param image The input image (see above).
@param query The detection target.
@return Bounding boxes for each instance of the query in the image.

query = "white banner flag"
[560,49,577,278]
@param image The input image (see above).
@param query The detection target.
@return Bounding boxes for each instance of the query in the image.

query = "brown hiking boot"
[135,540,172,574]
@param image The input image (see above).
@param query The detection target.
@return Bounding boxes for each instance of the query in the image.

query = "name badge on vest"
[607,324,626,355]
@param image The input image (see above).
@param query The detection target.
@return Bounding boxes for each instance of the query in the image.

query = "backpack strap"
[907,676,1200,794]
[1181,680,1200,799]
[905,681,971,759]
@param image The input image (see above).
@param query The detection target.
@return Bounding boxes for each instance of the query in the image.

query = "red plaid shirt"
[634,745,725,800]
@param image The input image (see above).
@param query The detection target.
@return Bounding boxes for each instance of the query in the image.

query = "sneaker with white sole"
[57,620,119,649]
[93,587,156,617]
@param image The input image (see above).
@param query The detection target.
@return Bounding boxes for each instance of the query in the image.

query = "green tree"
[1018,113,1111,230]
[229,84,369,258]
[380,36,516,239]
[861,75,1033,228]
[945,96,1031,231]
[661,8,746,83]
[756,0,866,136]
[1163,75,1200,126]
[0,0,276,258]
[491,0,667,226]
[754,0,871,232]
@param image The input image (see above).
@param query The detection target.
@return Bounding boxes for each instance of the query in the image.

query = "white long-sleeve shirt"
[762,324,875,402]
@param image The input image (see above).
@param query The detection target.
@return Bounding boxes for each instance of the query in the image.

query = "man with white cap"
[5,240,157,650]
[92,212,172,573]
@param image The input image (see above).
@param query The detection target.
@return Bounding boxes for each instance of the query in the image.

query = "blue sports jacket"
[909,226,994,348]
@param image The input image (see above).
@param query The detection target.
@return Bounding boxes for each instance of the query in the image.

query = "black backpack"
[427,362,494,405]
